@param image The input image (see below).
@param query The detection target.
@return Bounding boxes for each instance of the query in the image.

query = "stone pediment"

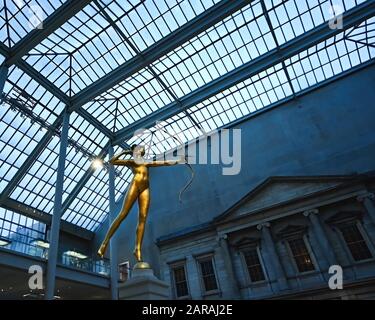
[216,176,358,222]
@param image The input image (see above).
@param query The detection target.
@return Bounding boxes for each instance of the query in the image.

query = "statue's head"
[131,144,145,157]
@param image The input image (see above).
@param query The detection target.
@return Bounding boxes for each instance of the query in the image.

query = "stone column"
[186,255,202,299]
[357,193,375,224]
[303,209,336,267]
[218,234,241,299]
[257,222,289,291]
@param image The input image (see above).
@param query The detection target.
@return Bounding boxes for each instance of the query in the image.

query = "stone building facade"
[156,174,375,299]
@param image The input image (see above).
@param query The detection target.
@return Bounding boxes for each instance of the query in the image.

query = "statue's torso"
[132,164,150,189]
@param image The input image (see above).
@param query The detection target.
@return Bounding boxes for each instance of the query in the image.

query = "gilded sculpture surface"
[98,145,185,266]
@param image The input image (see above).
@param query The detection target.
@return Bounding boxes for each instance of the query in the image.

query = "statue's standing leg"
[98,182,139,257]
[134,187,150,262]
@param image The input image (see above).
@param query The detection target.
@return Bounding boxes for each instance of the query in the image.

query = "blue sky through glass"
[0,0,374,232]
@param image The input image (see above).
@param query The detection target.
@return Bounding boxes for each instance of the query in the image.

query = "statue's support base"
[118,263,170,300]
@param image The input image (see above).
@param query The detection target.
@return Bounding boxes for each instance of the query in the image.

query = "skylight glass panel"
[104,0,220,52]
[81,98,117,132]
[151,0,277,99]
[285,17,375,92]
[0,106,46,193]
[24,52,71,94]
[62,113,108,196]
[23,0,222,95]
[0,3,9,46]
[4,66,65,123]
[0,0,67,47]
[26,3,136,95]
[62,166,109,231]
[188,63,293,132]
[1,0,373,233]
[10,114,108,215]
[0,65,64,192]
[10,135,62,213]
[265,0,368,45]
[60,141,136,231]
[83,68,175,132]
[126,112,202,156]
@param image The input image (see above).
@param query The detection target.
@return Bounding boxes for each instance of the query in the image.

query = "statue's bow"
[178,156,195,203]
[156,123,195,202]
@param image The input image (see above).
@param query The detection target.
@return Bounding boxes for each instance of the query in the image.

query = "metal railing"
[0,239,110,276]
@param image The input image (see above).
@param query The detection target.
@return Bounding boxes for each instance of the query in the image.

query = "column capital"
[185,254,195,261]
[357,192,375,202]
[216,234,228,245]
[217,233,228,240]
[256,222,271,230]
[303,208,319,217]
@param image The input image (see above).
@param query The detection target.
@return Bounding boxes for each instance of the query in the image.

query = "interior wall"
[58,232,91,260]
[93,63,375,276]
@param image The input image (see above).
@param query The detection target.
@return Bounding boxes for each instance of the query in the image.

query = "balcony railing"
[0,239,110,276]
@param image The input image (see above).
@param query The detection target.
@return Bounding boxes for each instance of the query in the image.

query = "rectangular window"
[119,261,130,282]
[243,248,265,282]
[288,238,315,273]
[198,258,218,292]
[172,265,189,298]
[340,224,373,261]
[0,207,46,258]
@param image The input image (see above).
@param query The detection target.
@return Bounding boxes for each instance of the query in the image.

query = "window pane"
[199,259,218,292]
[0,207,47,258]
[173,266,189,298]
[243,248,265,282]
[288,238,315,273]
[340,224,373,261]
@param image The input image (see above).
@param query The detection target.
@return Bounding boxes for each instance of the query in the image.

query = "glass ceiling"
[0,0,67,47]
[23,0,220,96]
[0,0,374,232]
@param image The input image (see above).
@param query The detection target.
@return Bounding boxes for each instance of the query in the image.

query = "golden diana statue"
[97,145,185,264]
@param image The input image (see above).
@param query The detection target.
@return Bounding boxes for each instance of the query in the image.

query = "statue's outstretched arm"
[109,159,136,167]
[146,157,185,167]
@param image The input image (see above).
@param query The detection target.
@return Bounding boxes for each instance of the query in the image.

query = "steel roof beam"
[76,108,116,139]
[0,42,70,104]
[113,0,375,145]
[60,137,130,218]
[1,43,120,138]
[0,197,93,240]
[60,141,110,215]
[70,0,251,108]
[3,0,93,67]
[0,116,63,202]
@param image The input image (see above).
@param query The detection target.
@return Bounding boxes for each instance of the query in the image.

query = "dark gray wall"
[58,232,91,261]
[93,63,375,275]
